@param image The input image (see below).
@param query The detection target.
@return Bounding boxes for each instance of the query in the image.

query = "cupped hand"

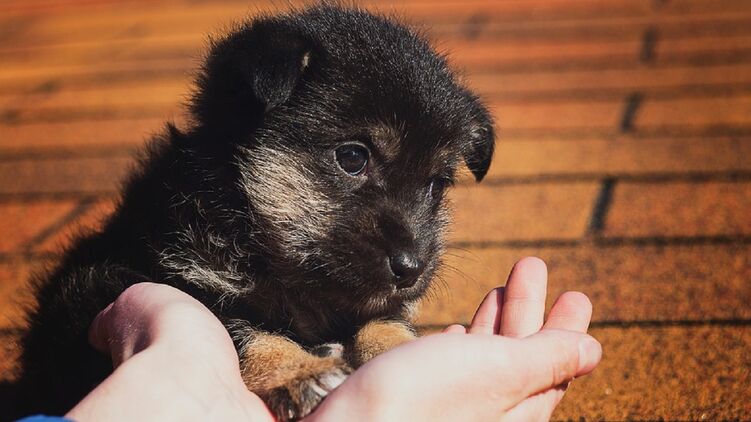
[67,282,275,422]
[465,256,596,421]
[67,257,600,422]
[308,257,600,421]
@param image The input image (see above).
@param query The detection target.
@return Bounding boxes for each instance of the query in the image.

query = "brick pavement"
[0,0,750,419]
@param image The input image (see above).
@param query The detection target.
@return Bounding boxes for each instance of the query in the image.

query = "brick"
[553,326,751,420]
[34,197,117,253]
[0,118,167,152]
[0,156,132,194]
[636,95,751,131]
[604,181,751,238]
[0,330,20,381]
[2,103,175,124]
[0,259,37,330]
[486,136,751,179]
[657,34,751,63]
[0,3,262,50]
[432,12,751,43]
[0,200,78,253]
[0,33,203,69]
[417,243,751,327]
[488,98,622,134]
[0,80,186,111]
[449,182,599,243]
[444,38,642,69]
[0,58,194,94]
[468,64,751,98]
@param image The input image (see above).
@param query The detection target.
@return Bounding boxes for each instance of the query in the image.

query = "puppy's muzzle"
[388,249,425,288]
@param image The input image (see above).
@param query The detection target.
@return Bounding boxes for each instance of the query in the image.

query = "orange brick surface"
[605,181,751,238]
[487,136,751,178]
[0,260,37,329]
[0,201,78,253]
[0,118,168,153]
[0,157,133,194]
[0,0,750,420]
[32,197,117,253]
[553,326,751,420]
[418,244,751,327]
[449,182,600,243]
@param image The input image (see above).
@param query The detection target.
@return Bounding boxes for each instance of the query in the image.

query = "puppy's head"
[191,6,494,317]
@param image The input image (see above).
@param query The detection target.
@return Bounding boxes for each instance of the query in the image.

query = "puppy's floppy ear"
[191,19,313,133]
[463,100,496,182]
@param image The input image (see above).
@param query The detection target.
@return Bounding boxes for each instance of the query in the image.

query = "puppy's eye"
[335,144,369,175]
[427,177,450,199]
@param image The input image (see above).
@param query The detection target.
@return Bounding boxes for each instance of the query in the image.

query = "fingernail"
[577,336,602,373]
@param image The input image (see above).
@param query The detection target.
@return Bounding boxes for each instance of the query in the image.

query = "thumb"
[504,329,601,403]
[88,301,115,354]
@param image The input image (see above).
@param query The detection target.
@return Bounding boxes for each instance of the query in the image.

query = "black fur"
[8,5,494,418]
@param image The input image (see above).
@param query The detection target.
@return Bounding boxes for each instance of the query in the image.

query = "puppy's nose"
[388,250,425,288]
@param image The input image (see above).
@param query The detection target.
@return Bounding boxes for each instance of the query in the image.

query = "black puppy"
[14,5,494,420]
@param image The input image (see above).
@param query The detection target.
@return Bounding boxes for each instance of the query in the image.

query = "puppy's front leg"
[239,331,351,421]
[348,320,417,368]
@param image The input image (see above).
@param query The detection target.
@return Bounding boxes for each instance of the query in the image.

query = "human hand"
[67,257,598,422]
[462,256,596,420]
[66,282,274,422]
[307,257,601,421]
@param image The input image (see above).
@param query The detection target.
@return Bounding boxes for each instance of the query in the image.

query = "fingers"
[544,291,593,333]
[442,324,467,334]
[468,287,503,334]
[500,257,548,338]
[87,282,226,367]
[505,293,593,418]
[506,329,601,403]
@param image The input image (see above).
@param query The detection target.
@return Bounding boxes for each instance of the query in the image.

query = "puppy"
[14,5,494,420]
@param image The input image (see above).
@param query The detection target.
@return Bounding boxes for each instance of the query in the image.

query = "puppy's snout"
[388,250,425,288]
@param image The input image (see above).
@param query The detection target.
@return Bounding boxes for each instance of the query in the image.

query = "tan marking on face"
[369,124,402,162]
[239,145,336,260]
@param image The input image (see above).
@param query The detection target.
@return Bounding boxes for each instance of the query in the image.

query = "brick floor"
[418,244,751,327]
[0,0,749,420]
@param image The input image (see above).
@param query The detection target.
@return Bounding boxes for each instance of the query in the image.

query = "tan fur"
[238,145,336,262]
[240,332,351,420]
[348,320,417,367]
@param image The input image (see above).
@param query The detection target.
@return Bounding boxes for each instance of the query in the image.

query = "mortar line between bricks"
[464,52,751,75]
[464,171,751,186]
[1,171,750,204]
[639,26,658,63]
[2,55,751,98]
[619,92,643,133]
[449,235,751,249]
[0,327,22,336]
[468,51,751,73]
[484,82,751,102]
[2,235,749,263]
[3,126,751,148]
[5,81,751,116]
[3,17,750,49]
[0,192,115,203]
[0,147,137,162]
[4,132,751,163]
[587,177,615,236]
[20,197,97,252]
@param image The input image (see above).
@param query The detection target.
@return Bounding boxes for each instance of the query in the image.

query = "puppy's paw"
[309,342,344,358]
[265,359,351,421]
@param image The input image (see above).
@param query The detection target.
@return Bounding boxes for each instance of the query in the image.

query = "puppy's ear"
[192,20,313,134]
[463,101,496,182]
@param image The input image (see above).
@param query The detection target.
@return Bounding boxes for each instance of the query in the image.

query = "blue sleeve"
[16,416,73,422]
